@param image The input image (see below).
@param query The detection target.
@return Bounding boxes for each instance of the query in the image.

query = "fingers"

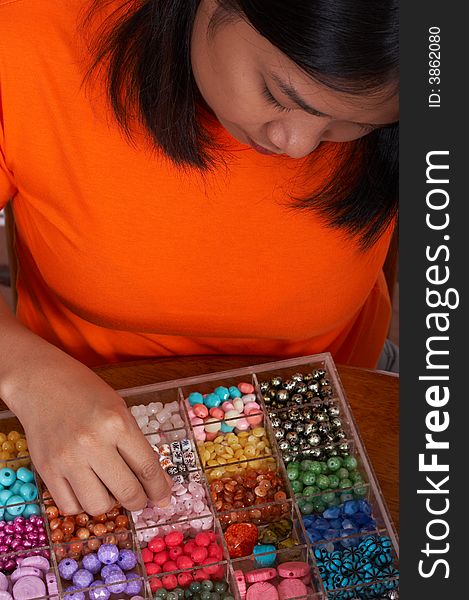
[42,475,83,516]
[66,467,114,516]
[117,428,172,506]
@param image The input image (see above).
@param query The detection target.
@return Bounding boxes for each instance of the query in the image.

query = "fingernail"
[156,495,171,508]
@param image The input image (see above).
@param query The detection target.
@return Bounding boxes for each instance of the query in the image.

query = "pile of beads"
[198,430,271,471]
[223,518,296,559]
[0,432,28,463]
[302,500,377,548]
[0,468,38,522]
[0,516,49,573]
[156,440,198,484]
[58,544,142,600]
[187,382,263,442]
[269,402,348,464]
[313,535,399,599]
[130,401,186,445]
[209,467,287,513]
[143,532,224,592]
[133,480,212,542]
[234,561,315,600]
[258,370,333,408]
[0,556,55,600]
[154,579,233,600]
[286,458,367,514]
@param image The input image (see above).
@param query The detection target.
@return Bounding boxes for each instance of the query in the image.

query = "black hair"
[82,0,398,248]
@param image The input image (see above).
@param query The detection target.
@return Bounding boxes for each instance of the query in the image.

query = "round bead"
[59,558,79,580]
[64,586,85,600]
[19,483,38,502]
[5,496,26,516]
[15,468,34,484]
[81,553,102,574]
[117,549,138,571]
[88,581,111,600]
[97,544,119,564]
[72,569,94,588]
[0,469,16,487]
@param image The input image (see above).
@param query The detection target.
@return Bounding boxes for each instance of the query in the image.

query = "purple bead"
[37,533,47,544]
[97,544,119,565]
[100,565,123,580]
[4,524,14,535]
[88,581,111,600]
[116,549,137,571]
[124,573,142,596]
[0,545,8,554]
[59,558,79,580]
[72,569,94,589]
[4,535,13,546]
[82,553,102,575]
[3,559,16,572]
[104,571,127,594]
[24,523,34,534]
[11,540,24,551]
[64,586,86,600]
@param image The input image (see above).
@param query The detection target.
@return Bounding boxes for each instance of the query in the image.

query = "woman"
[0,0,398,515]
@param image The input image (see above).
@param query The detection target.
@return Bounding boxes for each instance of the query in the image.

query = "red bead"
[191,547,208,564]
[149,578,162,593]
[202,559,221,575]
[148,536,166,552]
[153,550,170,565]
[176,556,194,570]
[177,572,193,588]
[194,532,211,547]
[146,563,162,576]
[161,574,178,590]
[193,569,209,582]
[165,531,184,547]
[169,546,183,560]
[141,548,154,563]
[208,543,223,560]
[162,561,178,573]
[183,540,197,555]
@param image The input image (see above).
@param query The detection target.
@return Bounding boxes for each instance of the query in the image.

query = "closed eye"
[261,85,293,113]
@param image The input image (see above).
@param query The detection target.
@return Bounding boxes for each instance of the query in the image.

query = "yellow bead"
[2,441,15,453]
[0,451,12,460]
[223,446,234,456]
[7,431,22,442]
[207,459,219,467]
[214,436,224,444]
[244,445,256,458]
[217,457,227,465]
[247,435,257,444]
[15,438,28,452]
[238,431,249,438]
[0,433,6,444]
[256,441,266,451]
[252,427,265,438]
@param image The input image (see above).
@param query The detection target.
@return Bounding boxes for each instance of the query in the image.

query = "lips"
[246,136,278,156]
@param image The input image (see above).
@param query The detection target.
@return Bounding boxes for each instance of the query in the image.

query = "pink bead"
[194,532,211,547]
[176,555,194,570]
[153,550,170,565]
[204,431,217,442]
[244,402,261,411]
[191,547,208,564]
[187,408,196,419]
[177,572,193,588]
[238,382,254,394]
[193,427,206,441]
[221,401,235,412]
[162,560,178,573]
[242,393,256,403]
[169,546,183,560]
[141,548,154,563]
[235,418,250,431]
[165,531,184,547]
[193,404,209,418]
[191,417,204,426]
[245,409,264,427]
[209,408,224,420]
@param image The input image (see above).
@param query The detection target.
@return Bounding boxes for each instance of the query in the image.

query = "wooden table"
[94,356,399,531]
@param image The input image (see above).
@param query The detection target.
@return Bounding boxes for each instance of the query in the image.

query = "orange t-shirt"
[0,0,392,368]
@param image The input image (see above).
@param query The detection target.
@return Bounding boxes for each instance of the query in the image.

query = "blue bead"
[341,519,356,530]
[228,386,242,398]
[0,483,4,491]
[0,507,4,519]
[220,422,234,433]
[19,482,38,502]
[9,481,23,495]
[0,468,16,487]
[0,489,13,505]
[357,499,372,515]
[188,392,204,406]
[15,467,34,483]
[204,394,221,408]
[330,519,343,529]
[23,503,41,517]
[314,517,329,530]
[5,495,26,516]
[323,507,341,520]
[343,500,359,515]
[214,386,230,401]
[253,544,276,567]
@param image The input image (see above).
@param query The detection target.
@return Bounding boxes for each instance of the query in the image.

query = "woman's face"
[191,0,399,159]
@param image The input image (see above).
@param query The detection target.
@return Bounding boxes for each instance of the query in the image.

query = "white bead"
[148,420,160,432]
[166,401,179,414]
[157,410,171,424]
[136,416,148,429]
[233,398,244,412]
[148,434,160,446]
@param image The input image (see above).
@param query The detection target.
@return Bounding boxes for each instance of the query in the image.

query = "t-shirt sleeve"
[0,116,15,209]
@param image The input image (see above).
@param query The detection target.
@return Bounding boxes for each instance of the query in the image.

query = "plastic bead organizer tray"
[0,353,399,600]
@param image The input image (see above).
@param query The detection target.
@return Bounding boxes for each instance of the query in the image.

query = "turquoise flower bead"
[188,392,204,406]
[5,495,26,516]
[214,386,230,401]
[220,422,234,433]
[228,386,242,398]
[0,468,17,487]
[253,544,276,567]
[23,503,41,517]
[19,482,38,502]
[0,489,13,505]
[204,393,221,408]
[16,467,34,483]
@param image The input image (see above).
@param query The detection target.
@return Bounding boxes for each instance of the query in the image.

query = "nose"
[266,117,326,158]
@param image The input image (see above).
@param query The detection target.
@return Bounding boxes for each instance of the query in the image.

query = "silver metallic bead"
[309,447,324,459]
[307,433,321,447]
[284,379,296,391]
[270,376,283,388]
[260,381,270,392]
[328,405,341,417]
[338,442,350,455]
[295,382,308,394]
[286,431,299,444]
[304,422,318,436]
[294,423,305,435]
[283,420,294,431]
[315,412,329,423]
[334,430,347,441]
[302,407,313,421]
[307,381,320,394]
[291,393,304,406]
[312,369,326,379]
[330,417,342,429]
[274,428,285,440]
[278,440,290,451]
[276,389,290,402]
[271,417,282,429]
[288,409,301,422]
[291,372,304,382]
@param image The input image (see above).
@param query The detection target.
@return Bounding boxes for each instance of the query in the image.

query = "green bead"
[350,471,363,484]
[311,497,326,512]
[184,590,193,599]
[336,468,349,480]
[343,456,358,470]
[291,480,304,493]
[319,462,328,474]
[201,581,214,592]
[340,492,355,503]
[288,461,301,470]
[308,461,322,475]
[210,593,221,600]
[200,592,212,600]
[300,459,314,471]
[287,467,300,481]
[339,478,353,489]
[155,590,167,599]
[167,593,178,600]
[322,491,336,504]
[301,472,316,486]
[190,583,202,594]
[353,484,368,497]
[328,475,340,489]
[300,502,314,515]
[316,474,330,490]
[213,582,227,594]
[174,589,184,599]
[326,457,342,472]
[303,485,319,498]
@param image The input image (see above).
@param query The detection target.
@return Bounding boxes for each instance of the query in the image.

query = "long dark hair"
[82,0,398,248]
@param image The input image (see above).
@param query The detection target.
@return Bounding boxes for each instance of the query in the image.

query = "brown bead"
[54,546,67,560]
[77,527,90,540]
[62,519,75,536]
[114,515,129,529]
[92,523,107,537]
[70,538,83,555]
[106,506,121,520]
[104,534,117,545]
[51,528,64,543]
[46,505,59,520]
[87,538,101,551]
[93,513,107,524]
[105,521,115,532]
[75,513,90,527]
[49,518,62,531]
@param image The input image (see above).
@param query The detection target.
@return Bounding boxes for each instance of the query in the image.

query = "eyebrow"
[268,71,395,128]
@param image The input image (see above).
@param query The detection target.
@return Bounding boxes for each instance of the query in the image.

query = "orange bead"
[15,438,28,452]
[114,515,129,529]
[93,513,107,524]
[62,519,75,536]
[46,505,60,520]
[92,523,107,537]
[87,538,101,551]
[70,538,83,555]
[51,528,64,543]
[49,518,62,531]
[106,506,121,520]
[75,513,90,527]
[7,431,21,442]
[105,521,115,532]
[77,527,90,540]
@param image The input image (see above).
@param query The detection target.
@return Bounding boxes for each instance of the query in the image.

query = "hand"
[4,346,172,516]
